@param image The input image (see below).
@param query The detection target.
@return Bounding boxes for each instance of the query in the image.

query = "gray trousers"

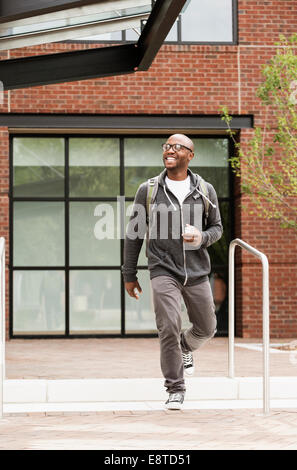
[151,275,217,394]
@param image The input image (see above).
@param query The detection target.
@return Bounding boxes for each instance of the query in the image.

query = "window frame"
[10,132,234,338]
[71,0,238,46]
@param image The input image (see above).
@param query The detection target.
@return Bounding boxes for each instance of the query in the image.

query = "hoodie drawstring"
[195,188,216,209]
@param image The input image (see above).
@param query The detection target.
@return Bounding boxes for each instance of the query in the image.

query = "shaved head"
[167,134,194,152]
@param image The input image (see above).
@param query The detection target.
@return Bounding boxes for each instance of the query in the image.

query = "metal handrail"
[0,237,5,419]
[228,238,270,415]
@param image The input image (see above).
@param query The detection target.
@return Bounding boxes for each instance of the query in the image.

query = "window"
[11,135,232,337]
[179,0,234,43]
[83,0,236,45]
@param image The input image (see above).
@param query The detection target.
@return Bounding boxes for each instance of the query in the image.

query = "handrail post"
[0,238,5,419]
[228,241,235,379]
[262,254,270,415]
[228,238,270,415]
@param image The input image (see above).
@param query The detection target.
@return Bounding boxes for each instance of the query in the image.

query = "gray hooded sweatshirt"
[122,169,223,286]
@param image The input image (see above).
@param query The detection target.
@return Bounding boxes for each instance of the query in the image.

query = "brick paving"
[5,337,297,379]
[1,337,297,450]
[1,409,297,450]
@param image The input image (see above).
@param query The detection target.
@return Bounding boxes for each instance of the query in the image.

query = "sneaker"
[182,351,195,376]
[165,392,184,410]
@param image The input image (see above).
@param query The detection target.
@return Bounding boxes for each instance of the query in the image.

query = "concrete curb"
[4,376,297,406]
[4,399,297,414]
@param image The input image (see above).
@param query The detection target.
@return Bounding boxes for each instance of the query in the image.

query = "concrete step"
[4,399,297,414]
[3,377,297,411]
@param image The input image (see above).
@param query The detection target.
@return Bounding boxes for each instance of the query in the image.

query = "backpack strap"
[194,174,210,227]
[146,177,159,221]
[145,177,159,257]
[199,178,209,220]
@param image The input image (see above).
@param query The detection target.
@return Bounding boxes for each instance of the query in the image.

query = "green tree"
[221,34,297,230]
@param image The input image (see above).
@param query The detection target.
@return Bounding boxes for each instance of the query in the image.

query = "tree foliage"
[221,34,297,230]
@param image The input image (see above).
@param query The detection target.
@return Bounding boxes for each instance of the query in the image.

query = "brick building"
[0,0,296,339]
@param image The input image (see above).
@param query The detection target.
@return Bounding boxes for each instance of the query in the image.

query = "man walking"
[122,134,223,410]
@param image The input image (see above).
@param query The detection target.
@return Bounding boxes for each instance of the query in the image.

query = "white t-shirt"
[165,175,190,206]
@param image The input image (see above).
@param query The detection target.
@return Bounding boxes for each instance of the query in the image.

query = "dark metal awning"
[0,0,187,89]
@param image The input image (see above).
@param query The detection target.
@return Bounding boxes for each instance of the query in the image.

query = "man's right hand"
[125,281,142,299]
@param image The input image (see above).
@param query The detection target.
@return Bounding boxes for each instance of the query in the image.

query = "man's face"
[163,135,194,171]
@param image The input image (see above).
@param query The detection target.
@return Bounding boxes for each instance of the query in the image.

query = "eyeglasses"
[162,143,193,153]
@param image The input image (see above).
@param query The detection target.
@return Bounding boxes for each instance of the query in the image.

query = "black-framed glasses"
[162,143,193,152]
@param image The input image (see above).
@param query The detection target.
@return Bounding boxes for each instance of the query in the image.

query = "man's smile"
[164,156,177,161]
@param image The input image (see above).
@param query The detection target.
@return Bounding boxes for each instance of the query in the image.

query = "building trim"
[0,113,253,130]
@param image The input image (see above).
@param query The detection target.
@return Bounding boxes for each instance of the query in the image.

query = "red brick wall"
[0,0,296,338]
[238,0,297,45]
[0,128,9,339]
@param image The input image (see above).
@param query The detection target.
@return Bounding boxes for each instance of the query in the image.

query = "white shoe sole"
[184,366,195,376]
[165,403,183,410]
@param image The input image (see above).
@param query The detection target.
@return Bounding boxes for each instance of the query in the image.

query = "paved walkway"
[1,409,297,450]
[5,337,297,379]
[1,337,297,450]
